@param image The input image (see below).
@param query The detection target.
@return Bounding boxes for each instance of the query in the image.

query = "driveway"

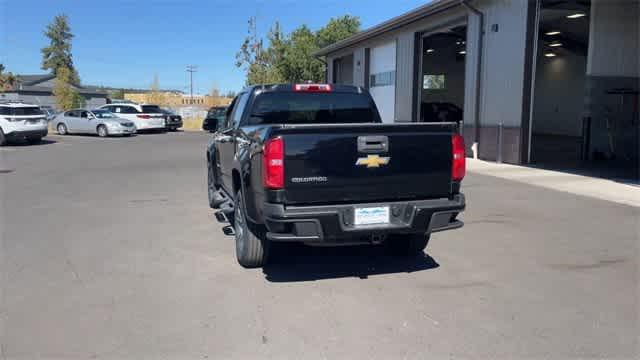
[1,132,637,359]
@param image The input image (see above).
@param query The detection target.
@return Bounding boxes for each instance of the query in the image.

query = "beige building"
[124,91,231,108]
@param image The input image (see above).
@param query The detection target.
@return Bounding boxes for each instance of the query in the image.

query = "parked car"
[420,102,463,124]
[54,109,136,137]
[97,103,165,132]
[202,106,227,133]
[205,84,466,268]
[160,108,183,131]
[39,105,57,122]
[0,101,48,145]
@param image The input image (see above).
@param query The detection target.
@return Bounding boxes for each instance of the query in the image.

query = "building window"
[369,70,396,87]
[423,74,446,90]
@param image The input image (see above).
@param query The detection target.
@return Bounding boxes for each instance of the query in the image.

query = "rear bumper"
[5,129,48,141]
[263,194,465,243]
[166,118,182,129]
[136,122,165,130]
[109,127,136,135]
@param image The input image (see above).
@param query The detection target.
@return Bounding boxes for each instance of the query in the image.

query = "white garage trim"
[369,41,397,123]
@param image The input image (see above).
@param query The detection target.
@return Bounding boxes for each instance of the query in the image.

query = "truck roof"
[247,83,365,94]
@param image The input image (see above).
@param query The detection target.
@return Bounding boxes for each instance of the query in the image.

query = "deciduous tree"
[53,66,84,110]
[209,85,220,98]
[0,64,16,91]
[146,74,167,105]
[236,17,286,85]
[109,88,125,99]
[236,15,360,85]
[315,15,361,49]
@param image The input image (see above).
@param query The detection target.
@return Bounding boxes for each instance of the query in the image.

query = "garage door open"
[418,26,467,126]
[529,0,638,181]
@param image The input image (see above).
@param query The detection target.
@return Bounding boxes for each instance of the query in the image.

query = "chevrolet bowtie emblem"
[355,155,390,168]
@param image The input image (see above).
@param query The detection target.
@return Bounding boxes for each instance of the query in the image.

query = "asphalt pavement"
[1,132,638,359]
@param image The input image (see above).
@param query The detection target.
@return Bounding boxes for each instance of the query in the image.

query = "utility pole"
[186,65,197,104]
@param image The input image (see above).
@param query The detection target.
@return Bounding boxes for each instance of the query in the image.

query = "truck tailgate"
[272,123,455,205]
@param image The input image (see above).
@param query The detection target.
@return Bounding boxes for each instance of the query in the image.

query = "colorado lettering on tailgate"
[291,176,328,183]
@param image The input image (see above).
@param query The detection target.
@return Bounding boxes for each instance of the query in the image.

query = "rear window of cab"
[141,105,162,113]
[248,92,380,125]
[0,107,44,116]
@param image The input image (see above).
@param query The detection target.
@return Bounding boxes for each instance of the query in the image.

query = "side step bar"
[214,200,234,223]
[222,226,235,236]
[214,211,228,223]
[210,188,235,236]
[211,189,230,209]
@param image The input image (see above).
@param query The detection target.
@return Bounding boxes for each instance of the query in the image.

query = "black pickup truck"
[205,84,466,268]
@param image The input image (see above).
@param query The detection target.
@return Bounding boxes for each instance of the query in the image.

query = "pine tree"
[41,15,80,84]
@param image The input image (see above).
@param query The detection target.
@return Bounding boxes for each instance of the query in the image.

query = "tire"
[57,123,68,135]
[387,233,430,256]
[0,128,6,146]
[234,190,269,268]
[97,125,108,137]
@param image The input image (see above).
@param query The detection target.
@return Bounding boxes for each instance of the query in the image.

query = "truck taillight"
[452,134,466,182]
[263,137,284,189]
[294,84,332,92]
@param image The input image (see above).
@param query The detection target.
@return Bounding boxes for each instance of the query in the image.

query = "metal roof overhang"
[313,0,462,57]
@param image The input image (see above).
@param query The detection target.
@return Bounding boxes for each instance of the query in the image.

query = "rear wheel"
[234,190,269,268]
[97,125,108,137]
[57,123,68,135]
[387,234,430,256]
[0,128,6,146]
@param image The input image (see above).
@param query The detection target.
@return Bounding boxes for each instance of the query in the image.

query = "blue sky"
[0,0,428,94]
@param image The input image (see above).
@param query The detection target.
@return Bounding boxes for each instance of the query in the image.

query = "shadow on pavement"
[5,139,58,147]
[55,133,139,139]
[263,244,439,282]
[528,161,639,186]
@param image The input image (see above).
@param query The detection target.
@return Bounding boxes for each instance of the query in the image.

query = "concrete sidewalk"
[467,159,640,208]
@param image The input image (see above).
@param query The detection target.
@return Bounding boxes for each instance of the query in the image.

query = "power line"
[186,65,197,104]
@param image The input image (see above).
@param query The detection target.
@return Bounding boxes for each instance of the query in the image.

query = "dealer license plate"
[354,206,390,226]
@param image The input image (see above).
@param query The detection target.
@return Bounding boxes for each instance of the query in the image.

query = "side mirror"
[203,117,219,132]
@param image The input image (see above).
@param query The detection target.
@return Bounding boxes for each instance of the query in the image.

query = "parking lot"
[1,132,637,359]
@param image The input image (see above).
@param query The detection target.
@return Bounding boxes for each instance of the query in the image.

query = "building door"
[369,41,396,123]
